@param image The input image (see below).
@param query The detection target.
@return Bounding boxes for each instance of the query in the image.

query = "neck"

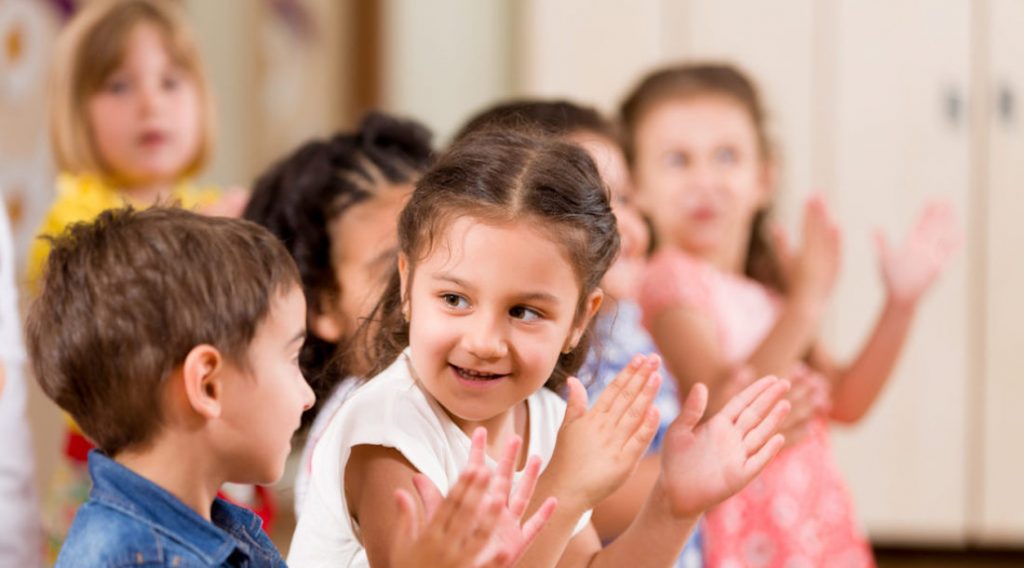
[115,434,223,521]
[119,179,177,205]
[682,225,751,276]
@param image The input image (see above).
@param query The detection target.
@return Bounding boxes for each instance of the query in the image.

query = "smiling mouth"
[450,364,509,382]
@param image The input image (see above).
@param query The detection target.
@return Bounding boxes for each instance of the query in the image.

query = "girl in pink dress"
[620,63,960,567]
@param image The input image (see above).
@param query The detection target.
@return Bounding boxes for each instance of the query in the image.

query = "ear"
[565,287,604,352]
[397,253,411,315]
[310,290,345,343]
[181,344,225,419]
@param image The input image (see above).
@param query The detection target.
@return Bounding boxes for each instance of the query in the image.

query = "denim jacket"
[56,451,286,567]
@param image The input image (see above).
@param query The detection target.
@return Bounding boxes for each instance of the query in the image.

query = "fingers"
[519,497,558,549]
[605,355,660,424]
[677,382,709,431]
[393,488,420,544]
[743,433,786,480]
[735,379,791,434]
[490,435,521,504]
[468,427,487,471]
[621,406,660,458]
[562,377,589,423]
[591,354,646,415]
[428,466,490,534]
[508,455,542,518]
[744,399,792,454]
[413,473,444,522]
[616,371,662,433]
[719,375,780,422]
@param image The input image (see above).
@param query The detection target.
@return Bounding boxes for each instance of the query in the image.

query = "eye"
[104,78,129,95]
[441,293,469,309]
[714,147,738,165]
[162,75,180,91]
[665,151,688,168]
[509,305,541,322]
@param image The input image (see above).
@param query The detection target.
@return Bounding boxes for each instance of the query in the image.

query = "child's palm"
[549,356,662,508]
[877,201,960,305]
[660,378,791,518]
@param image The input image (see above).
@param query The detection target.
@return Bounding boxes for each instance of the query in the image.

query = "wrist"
[534,467,592,518]
[650,476,702,525]
[788,290,826,322]
[884,294,919,320]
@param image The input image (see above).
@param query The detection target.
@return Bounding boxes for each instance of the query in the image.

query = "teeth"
[455,366,503,380]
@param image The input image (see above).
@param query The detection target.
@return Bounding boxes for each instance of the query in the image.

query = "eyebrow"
[433,273,560,305]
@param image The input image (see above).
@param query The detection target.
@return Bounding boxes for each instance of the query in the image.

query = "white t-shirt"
[288,348,592,568]
[294,377,358,516]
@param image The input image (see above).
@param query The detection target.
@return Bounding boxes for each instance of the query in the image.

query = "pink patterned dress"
[639,249,875,568]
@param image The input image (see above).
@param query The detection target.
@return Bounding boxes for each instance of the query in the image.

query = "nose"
[138,79,162,116]
[461,310,508,361]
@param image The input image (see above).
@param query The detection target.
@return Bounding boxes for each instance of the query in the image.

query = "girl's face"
[87,22,202,189]
[633,95,770,264]
[313,185,412,373]
[573,133,649,302]
[400,217,600,432]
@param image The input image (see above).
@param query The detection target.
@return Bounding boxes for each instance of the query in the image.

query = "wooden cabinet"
[980,0,1024,546]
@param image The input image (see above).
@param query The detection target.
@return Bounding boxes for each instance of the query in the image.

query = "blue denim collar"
[87,450,266,566]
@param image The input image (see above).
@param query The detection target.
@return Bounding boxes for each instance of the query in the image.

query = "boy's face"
[219,284,314,484]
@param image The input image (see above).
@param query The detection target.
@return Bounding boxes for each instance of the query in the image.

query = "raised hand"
[659,376,791,518]
[545,354,663,510]
[390,428,556,568]
[876,200,960,307]
[772,194,842,307]
[776,364,830,447]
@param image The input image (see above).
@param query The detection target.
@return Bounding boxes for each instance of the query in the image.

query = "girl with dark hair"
[622,63,959,567]
[288,128,792,567]
[245,111,433,513]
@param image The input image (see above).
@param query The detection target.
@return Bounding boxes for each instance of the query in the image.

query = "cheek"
[88,99,126,149]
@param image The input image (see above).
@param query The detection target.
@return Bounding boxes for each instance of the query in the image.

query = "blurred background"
[2,0,1022,564]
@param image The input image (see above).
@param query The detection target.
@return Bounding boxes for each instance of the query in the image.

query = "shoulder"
[639,248,718,320]
[56,501,166,567]
[313,353,451,486]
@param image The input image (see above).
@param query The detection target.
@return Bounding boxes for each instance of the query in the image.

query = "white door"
[826,0,973,544]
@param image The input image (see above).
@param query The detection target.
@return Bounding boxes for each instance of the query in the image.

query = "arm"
[825,201,959,423]
[518,364,790,567]
[649,195,839,415]
[347,429,556,568]
[590,455,660,539]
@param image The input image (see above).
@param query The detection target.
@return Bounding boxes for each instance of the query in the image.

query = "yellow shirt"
[26,172,221,289]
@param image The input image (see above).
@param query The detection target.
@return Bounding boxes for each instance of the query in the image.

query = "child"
[244,111,434,513]
[32,0,248,553]
[26,206,553,567]
[454,99,708,567]
[288,128,793,567]
[621,64,959,567]
[0,203,42,566]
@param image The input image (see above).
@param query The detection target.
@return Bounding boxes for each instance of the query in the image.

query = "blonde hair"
[49,0,215,180]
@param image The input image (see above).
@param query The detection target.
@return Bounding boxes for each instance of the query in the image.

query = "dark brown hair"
[454,99,619,146]
[365,128,620,390]
[620,63,786,292]
[245,112,433,430]
[26,207,300,456]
